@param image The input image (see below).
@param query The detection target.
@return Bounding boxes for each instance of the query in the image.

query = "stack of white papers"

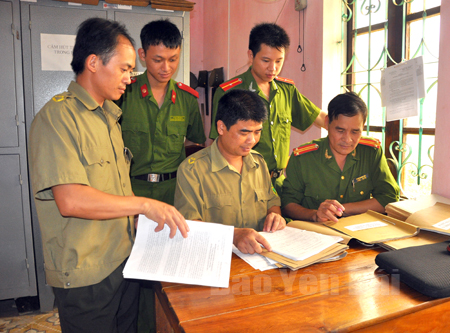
[232,245,278,271]
[260,227,343,260]
[123,216,234,288]
[232,226,345,271]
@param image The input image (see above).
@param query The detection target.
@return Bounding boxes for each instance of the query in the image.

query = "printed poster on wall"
[40,33,76,71]
[380,56,425,122]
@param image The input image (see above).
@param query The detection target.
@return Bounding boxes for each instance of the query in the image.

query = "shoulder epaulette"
[293,143,319,156]
[176,82,199,98]
[358,137,381,149]
[274,76,295,85]
[219,78,243,91]
[52,93,67,103]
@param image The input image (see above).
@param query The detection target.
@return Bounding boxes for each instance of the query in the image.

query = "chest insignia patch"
[293,143,319,156]
[353,174,368,184]
[141,84,149,98]
[272,185,278,196]
[170,116,185,122]
[171,90,176,104]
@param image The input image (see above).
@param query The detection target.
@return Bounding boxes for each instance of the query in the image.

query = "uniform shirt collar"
[68,81,122,119]
[140,71,176,97]
[245,67,278,100]
[211,139,259,173]
[323,136,359,173]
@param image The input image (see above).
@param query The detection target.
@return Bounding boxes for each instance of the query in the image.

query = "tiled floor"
[0,310,61,333]
[0,299,61,333]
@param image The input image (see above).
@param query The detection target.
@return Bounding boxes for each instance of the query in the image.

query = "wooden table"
[155,241,450,332]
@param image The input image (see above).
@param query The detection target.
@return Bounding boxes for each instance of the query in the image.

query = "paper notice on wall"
[41,33,76,71]
[380,56,425,122]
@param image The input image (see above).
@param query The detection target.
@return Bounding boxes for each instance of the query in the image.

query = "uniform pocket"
[276,109,292,142]
[203,193,233,225]
[121,122,149,155]
[167,125,187,154]
[82,147,114,193]
[349,176,373,202]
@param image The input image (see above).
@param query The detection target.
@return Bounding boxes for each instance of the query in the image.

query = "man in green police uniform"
[118,19,205,205]
[117,19,205,333]
[29,18,188,333]
[175,89,286,254]
[209,23,327,186]
[281,92,399,223]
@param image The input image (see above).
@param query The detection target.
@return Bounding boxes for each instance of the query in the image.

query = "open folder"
[405,202,450,236]
[383,200,450,250]
[324,210,418,244]
[385,194,450,221]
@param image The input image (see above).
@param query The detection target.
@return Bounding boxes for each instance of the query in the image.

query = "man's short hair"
[140,19,182,51]
[328,92,368,124]
[71,18,134,76]
[249,23,290,56]
[216,90,268,130]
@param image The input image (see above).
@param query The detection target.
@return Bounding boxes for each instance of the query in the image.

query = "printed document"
[260,227,343,261]
[380,56,425,122]
[232,245,278,271]
[123,216,234,288]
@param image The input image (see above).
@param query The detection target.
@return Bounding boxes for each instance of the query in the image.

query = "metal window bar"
[341,0,439,198]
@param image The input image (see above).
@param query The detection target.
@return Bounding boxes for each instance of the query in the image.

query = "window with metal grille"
[341,0,440,199]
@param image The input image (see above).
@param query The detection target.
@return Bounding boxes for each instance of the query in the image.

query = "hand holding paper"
[124,216,234,288]
[139,200,189,238]
[233,228,272,254]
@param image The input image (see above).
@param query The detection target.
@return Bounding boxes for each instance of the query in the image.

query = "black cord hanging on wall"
[297,9,306,72]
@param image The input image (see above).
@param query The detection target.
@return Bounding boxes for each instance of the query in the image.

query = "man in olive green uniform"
[118,19,205,205]
[209,23,327,186]
[282,92,399,223]
[117,20,205,333]
[175,90,286,254]
[29,18,188,333]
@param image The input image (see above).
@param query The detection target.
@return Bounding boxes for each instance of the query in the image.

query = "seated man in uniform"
[175,89,286,254]
[282,92,399,223]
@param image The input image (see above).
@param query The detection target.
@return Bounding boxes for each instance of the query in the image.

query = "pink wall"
[431,0,450,196]
[190,0,323,148]
[191,0,450,195]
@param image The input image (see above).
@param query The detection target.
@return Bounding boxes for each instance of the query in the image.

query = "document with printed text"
[123,216,234,288]
[260,227,343,261]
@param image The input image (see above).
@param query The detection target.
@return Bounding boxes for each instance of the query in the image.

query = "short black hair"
[249,23,290,56]
[71,18,134,76]
[216,90,268,130]
[328,92,368,123]
[140,19,182,51]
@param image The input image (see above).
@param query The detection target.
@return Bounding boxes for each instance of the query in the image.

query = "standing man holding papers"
[29,18,188,333]
[175,89,285,254]
[282,92,399,223]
